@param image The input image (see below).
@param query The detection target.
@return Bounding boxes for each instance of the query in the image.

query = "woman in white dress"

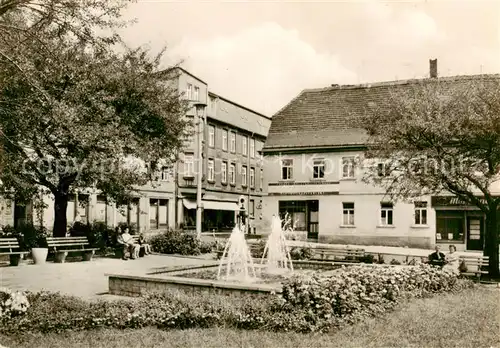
[444,245,460,275]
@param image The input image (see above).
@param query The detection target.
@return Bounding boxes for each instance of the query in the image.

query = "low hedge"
[0,265,473,334]
[149,230,213,256]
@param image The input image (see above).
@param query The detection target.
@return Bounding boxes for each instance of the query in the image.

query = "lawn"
[1,286,498,348]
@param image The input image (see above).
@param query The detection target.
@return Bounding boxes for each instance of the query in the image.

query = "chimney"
[429,59,438,78]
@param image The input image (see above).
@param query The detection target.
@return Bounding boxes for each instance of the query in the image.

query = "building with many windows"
[262,69,500,251]
[14,68,271,235]
[177,85,271,233]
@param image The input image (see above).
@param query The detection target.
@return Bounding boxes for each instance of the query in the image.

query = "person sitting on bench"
[138,234,152,255]
[428,245,446,267]
[117,226,139,260]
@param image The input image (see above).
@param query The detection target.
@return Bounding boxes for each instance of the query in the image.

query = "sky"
[119,0,500,116]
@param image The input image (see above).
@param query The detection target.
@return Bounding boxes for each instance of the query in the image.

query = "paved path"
[0,254,214,301]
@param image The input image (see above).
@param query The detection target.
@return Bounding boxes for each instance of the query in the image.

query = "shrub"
[390,259,402,265]
[250,240,267,258]
[0,288,29,319]
[149,230,202,255]
[69,222,115,251]
[0,224,49,250]
[289,247,313,260]
[280,264,473,331]
[358,254,375,264]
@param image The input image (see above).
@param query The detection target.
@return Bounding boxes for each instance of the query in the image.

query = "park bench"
[458,254,489,282]
[46,236,97,263]
[0,238,28,266]
[311,247,365,262]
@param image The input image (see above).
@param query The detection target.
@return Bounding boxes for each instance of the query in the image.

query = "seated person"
[117,226,140,260]
[138,234,152,255]
[443,244,460,275]
[428,245,446,267]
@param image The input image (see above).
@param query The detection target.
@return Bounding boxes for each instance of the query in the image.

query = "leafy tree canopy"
[0,0,192,236]
[352,75,500,276]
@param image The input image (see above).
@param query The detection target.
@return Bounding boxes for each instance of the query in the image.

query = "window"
[241,165,247,187]
[313,158,325,179]
[250,138,255,158]
[377,162,390,177]
[281,159,293,180]
[342,202,355,225]
[380,202,394,226]
[436,211,464,242]
[186,84,192,100]
[229,163,236,185]
[249,200,255,218]
[208,125,215,148]
[194,86,199,101]
[207,159,214,182]
[221,162,227,184]
[414,201,428,225]
[242,136,248,156]
[150,199,168,229]
[342,157,355,178]
[278,201,306,231]
[184,155,194,177]
[260,169,264,190]
[250,168,255,188]
[222,130,228,151]
[160,166,172,181]
[230,132,236,152]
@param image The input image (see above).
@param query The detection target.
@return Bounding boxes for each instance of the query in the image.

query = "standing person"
[117,226,139,260]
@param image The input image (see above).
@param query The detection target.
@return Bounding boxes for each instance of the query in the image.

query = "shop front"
[432,196,487,252]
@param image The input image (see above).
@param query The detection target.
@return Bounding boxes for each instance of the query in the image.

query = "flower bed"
[0,287,30,318]
[0,264,474,334]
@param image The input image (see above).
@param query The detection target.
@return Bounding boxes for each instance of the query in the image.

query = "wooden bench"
[459,255,489,282]
[311,248,365,262]
[0,238,28,266]
[46,237,98,263]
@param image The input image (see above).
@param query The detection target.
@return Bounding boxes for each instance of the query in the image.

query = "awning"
[182,199,197,210]
[202,200,238,211]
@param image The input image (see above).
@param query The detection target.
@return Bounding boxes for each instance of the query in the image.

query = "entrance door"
[307,200,319,240]
[466,217,484,251]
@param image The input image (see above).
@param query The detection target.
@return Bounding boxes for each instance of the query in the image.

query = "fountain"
[216,224,257,282]
[108,214,339,299]
[260,214,294,274]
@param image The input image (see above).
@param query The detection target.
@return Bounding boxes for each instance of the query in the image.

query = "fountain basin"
[107,271,281,298]
[106,260,347,298]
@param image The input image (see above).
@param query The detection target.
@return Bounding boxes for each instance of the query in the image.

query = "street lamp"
[194,102,207,239]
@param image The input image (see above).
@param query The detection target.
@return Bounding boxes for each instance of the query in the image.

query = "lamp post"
[194,102,207,240]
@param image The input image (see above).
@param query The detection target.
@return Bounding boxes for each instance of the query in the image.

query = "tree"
[0,1,192,236]
[354,76,500,277]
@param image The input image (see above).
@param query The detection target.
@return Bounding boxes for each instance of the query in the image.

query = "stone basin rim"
[106,273,283,293]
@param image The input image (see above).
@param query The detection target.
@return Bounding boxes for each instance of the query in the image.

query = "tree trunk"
[485,209,499,277]
[53,193,69,237]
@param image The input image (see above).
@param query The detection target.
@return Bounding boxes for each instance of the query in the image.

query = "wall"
[36,191,175,234]
[262,150,435,248]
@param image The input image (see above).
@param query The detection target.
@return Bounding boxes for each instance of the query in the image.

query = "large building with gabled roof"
[262,61,499,251]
